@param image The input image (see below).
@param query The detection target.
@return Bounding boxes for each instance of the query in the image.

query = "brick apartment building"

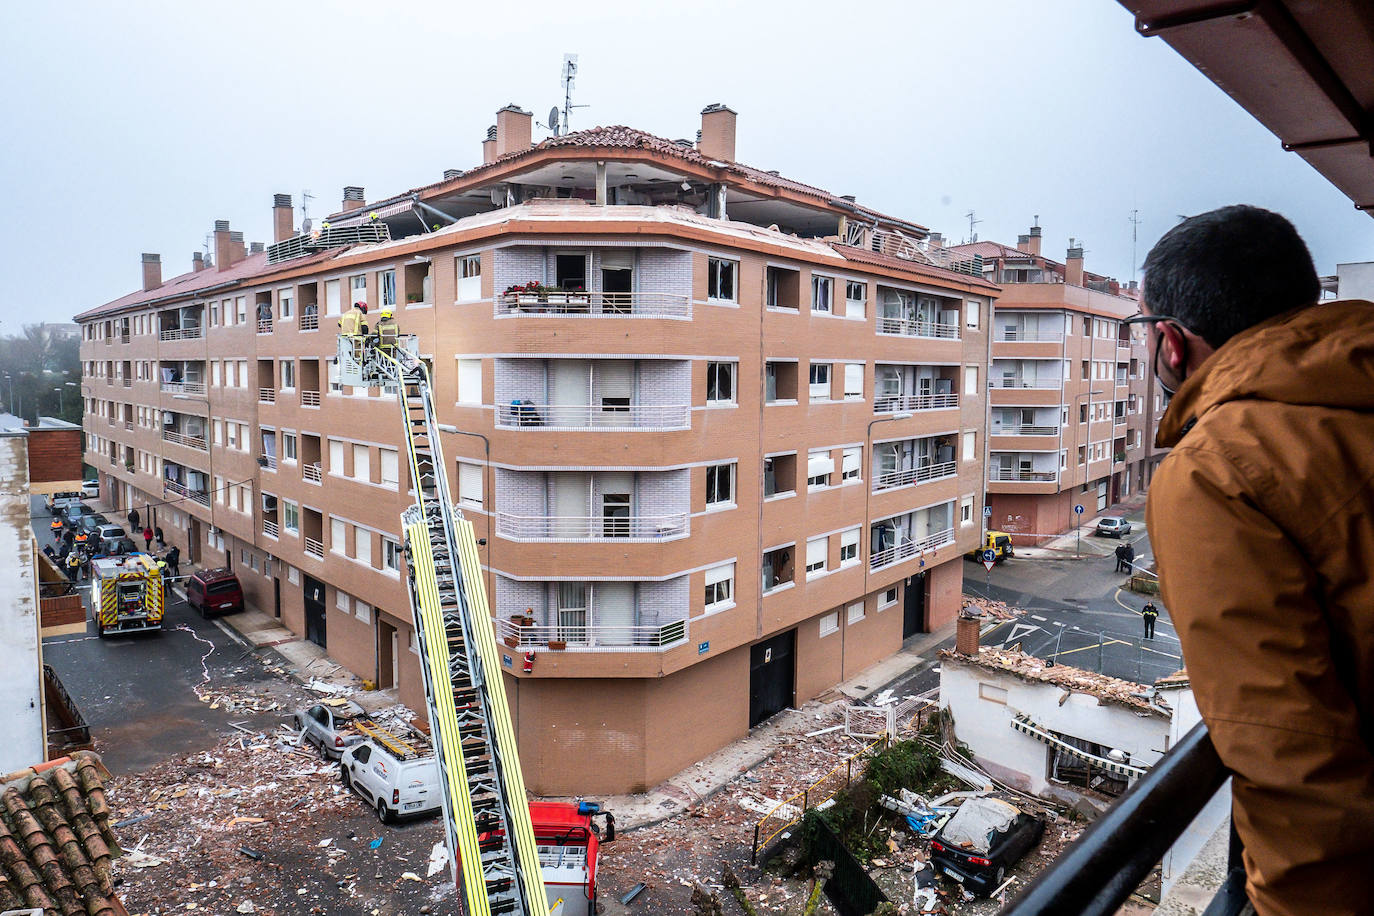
[76,104,998,793]
[951,227,1165,541]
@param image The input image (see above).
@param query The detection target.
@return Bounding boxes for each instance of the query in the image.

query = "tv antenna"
[301,188,316,234]
[1128,209,1142,281]
[965,209,982,243]
[542,106,562,137]
[561,54,589,133]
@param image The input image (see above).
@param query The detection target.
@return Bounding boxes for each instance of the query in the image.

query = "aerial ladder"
[339,332,549,916]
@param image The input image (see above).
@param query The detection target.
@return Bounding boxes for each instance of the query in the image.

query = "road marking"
[1030,615,1047,622]
[44,635,100,645]
[1113,589,1140,615]
[1053,638,1131,658]
[1005,623,1040,644]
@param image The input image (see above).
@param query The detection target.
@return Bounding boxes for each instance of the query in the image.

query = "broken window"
[708,257,736,301]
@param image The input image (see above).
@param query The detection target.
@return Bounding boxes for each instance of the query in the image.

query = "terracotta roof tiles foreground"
[0,752,124,916]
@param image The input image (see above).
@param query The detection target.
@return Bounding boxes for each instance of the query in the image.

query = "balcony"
[493,617,688,652]
[875,315,960,339]
[300,463,321,484]
[994,425,1058,436]
[123,420,133,431]
[258,388,275,404]
[845,226,985,277]
[304,537,324,558]
[159,327,202,341]
[995,329,1064,342]
[874,393,958,413]
[869,528,955,571]
[263,519,279,539]
[164,479,210,507]
[496,290,690,318]
[989,469,1059,482]
[872,460,957,492]
[300,389,321,408]
[496,513,689,541]
[257,318,273,334]
[989,378,1063,389]
[300,312,319,331]
[495,403,690,430]
[162,430,208,451]
[160,381,206,396]
[260,454,277,471]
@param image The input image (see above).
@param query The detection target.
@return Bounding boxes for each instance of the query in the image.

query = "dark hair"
[1141,205,1318,348]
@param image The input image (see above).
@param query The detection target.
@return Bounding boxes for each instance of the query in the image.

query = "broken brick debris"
[941,647,1166,715]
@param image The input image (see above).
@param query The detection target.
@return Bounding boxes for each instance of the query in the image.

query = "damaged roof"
[941,647,1168,716]
[0,751,125,916]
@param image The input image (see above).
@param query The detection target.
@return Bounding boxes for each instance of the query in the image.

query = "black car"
[95,536,140,558]
[929,797,1044,896]
[61,503,95,529]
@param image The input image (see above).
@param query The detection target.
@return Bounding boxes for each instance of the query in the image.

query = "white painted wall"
[1336,261,1374,300]
[0,433,44,771]
[1160,685,1232,898]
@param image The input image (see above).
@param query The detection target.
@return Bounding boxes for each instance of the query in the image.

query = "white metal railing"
[159,327,202,341]
[261,454,277,470]
[164,479,210,506]
[299,312,319,331]
[493,617,688,651]
[873,393,958,413]
[257,318,273,334]
[497,290,691,318]
[995,329,1064,342]
[869,528,956,571]
[303,464,323,483]
[872,460,957,491]
[1114,416,1127,426]
[858,228,985,277]
[495,403,691,430]
[121,378,132,388]
[876,315,961,339]
[120,334,130,344]
[123,420,133,431]
[160,381,206,396]
[304,537,324,558]
[259,387,275,404]
[300,389,321,407]
[161,430,208,451]
[995,425,1058,436]
[263,519,279,538]
[989,378,1063,389]
[496,513,689,541]
[988,469,1059,482]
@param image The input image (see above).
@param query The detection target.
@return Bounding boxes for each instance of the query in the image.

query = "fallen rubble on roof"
[962,597,1024,620]
[940,647,1168,715]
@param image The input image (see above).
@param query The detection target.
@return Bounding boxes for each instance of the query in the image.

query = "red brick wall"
[28,428,83,485]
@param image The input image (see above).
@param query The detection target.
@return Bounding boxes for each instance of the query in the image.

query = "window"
[354,526,372,565]
[811,275,833,313]
[819,611,839,637]
[457,359,482,404]
[457,255,481,301]
[766,266,798,309]
[283,501,300,534]
[235,297,246,324]
[383,537,401,572]
[845,281,866,319]
[765,361,797,402]
[704,563,734,609]
[331,518,347,554]
[806,536,828,577]
[707,257,736,301]
[706,362,735,404]
[279,289,293,319]
[705,463,734,507]
[335,589,351,613]
[764,453,796,498]
[762,545,793,591]
[210,301,220,326]
[555,253,587,291]
[964,365,978,396]
[329,439,344,475]
[325,279,341,316]
[226,423,238,448]
[282,433,298,462]
[962,431,976,461]
[352,444,370,481]
[1083,317,1092,336]
[979,683,1008,704]
[881,586,899,608]
[839,528,860,566]
[380,448,399,486]
[1061,449,1068,469]
[843,363,863,400]
[965,300,980,329]
[841,447,860,482]
[379,269,396,308]
[807,449,833,489]
[457,461,483,508]
[354,600,372,624]
[1078,445,1087,465]
[350,274,367,309]
[847,600,865,624]
[809,363,831,400]
[960,496,974,524]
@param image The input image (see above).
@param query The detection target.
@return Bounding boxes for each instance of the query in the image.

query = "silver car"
[1095,516,1132,538]
[294,701,368,760]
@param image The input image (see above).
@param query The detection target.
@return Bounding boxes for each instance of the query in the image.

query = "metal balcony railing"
[119,334,130,344]
[872,460,957,491]
[989,378,1064,389]
[163,480,210,506]
[996,329,1064,342]
[868,528,954,571]
[123,420,133,431]
[160,381,207,396]
[258,388,275,404]
[303,463,323,484]
[875,315,962,339]
[873,393,958,413]
[989,468,1059,482]
[299,312,319,331]
[995,425,1058,436]
[257,318,273,334]
[161,430,208,451]
[260,454,277,471]
[495,402,691,430]
[847,226,985,277]
[300,389,321,407]
[496,513,689,541]
[262,519,279,538]
[1004,723,1246,916]
[496,290,691,318]
[159,327,202,341]
[493,617,689,651]
[303,537,324,558]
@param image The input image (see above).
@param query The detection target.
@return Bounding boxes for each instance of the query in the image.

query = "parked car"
[966,530,1014,563]
[72,514,110,549]
[295,701,369,760]
[47,491,84,513]
[186,567,243,617]
[94,524,126,551]
[929,797,1044,896]
[81,479,99,499]
[340,735,441,824]
[61,503,95,529]
[1095,516,1132,538]
[96,536,139,558]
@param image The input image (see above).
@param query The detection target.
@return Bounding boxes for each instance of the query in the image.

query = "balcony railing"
[160,381,206,396]
[257,318,273,334]
[493,617,689,651]
[873,393,958,413]
[495,403,691,430]
[989,469,1059,482]
[848,226,985,277]
[161,430,208,451]
[260,454,277,470]
[872,460,957,492]
[496,290,691,318]
[300,389,321,407]
[123,420,133,431]
[869,527,955,571]
[995,329,1064,342]
[259,388,275,404]
[164,479,210,507]
[120,378,131,388]
[159,327,202,341]
[304,537,324,558]
[496,513,689,541]
[262,519,279,539]
[303,463,323,484]
[299,312,319,331]
[995,425,1058,436]
[989,378,1063,389]
[120,333,130,344]
[875,315,961,339]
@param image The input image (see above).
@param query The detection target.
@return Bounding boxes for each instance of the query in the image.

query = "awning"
[1009,712,1147,778]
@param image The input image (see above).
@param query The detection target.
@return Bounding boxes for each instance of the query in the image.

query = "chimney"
[342,186,366,212]
[495,105,533,158]
[213,220,232,272]
[192,251,205,272]
[698,103,737,161]
[1016,234,1031,253]
[1027,224,1043,257]
[272,193,294,242]
[1066,243,1085,287]
[229,230,246,265]
[482,125,498,164]
[956,609,983,656]
[928,232,944,248]
[443,168,462,181]
[250,241,265,254]
[140,253,162,291]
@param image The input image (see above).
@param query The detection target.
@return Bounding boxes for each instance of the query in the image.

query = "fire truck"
[90,554,165,636]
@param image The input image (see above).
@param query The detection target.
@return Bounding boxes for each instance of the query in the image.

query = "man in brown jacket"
[1141,205,1374,915]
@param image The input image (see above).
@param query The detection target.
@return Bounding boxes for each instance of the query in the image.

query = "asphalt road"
[35,496,291,774]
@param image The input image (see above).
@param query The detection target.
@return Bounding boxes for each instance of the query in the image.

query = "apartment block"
[76,105,997,794]
[951,228,1164,541]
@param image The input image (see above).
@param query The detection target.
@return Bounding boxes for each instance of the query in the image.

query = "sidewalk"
[1013,493,1149,561]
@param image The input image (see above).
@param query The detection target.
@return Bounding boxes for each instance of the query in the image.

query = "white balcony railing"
[875,315,961,339]
[159,327,202,341]
[164,479,210,506]
[121,378,132,388]
[872,460,957,492]
[304,537,324,558]
[493,617,688,651]
[257,319,273,334]
[994,425,1058,436]
[496,513,689,541]
[260,454,277,471]
[303,463,323,484]
[874,393,958,413]
[988,378,1063,389]
[496,290,691,318]
[495,403,691,430]
[869,527,956,571]
[161,430,208,451]
[995,329,1064,342]
[988,469,1059,482]
[855,227,985,278]
[300,389,321,407]
[123,420,133,431]
[160,381,207,396]
[259,388,275,404]
[299,312,319,331]
[263,519,279,538]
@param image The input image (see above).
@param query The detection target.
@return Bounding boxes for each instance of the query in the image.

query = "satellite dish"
[548,107,562,137]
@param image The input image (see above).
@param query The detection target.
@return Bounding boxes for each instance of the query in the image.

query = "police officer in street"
[1142,601,1159,639]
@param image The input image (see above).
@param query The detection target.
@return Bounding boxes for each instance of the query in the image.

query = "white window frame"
[819,611,839,637]
[843,363,864,400]
[844,281,867,319]
[383,537,401,572]
[457,358,482,405]
[352,444,370,482]
[457,461,484,509]
[809,362,831,401]
[807,449,833,490]
[841,446,861,483]
[846,600,865,624]
[839,527,860,566]
[965,299,980,329]
[704,562,735,611]
[706,361,736,405]
[707,257,737,302]
[811,275,833,314]
[806,535,828,578]
[705,463,735,509]
[283,500,300,534]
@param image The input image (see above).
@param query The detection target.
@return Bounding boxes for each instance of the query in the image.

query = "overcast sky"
[4,0,1372,327]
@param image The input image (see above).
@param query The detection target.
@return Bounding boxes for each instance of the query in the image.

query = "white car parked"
[340,737,441,824]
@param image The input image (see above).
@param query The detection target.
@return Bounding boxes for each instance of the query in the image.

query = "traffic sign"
[983,559,996,571]
[1074,504,1085,515]
[982,549,997,563]
[983,506,993,518]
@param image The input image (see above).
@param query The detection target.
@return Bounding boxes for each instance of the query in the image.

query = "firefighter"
[339,301,369,337]
[376,308,399,355]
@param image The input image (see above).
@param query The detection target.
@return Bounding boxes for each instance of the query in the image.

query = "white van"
[340,734,440,823]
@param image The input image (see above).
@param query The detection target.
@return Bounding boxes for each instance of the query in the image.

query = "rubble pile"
[961,597,1023,620]
[941,647,1167,713]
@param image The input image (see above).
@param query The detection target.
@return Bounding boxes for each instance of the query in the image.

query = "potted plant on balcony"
[505,281,546,308]
[546,639,567,651]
